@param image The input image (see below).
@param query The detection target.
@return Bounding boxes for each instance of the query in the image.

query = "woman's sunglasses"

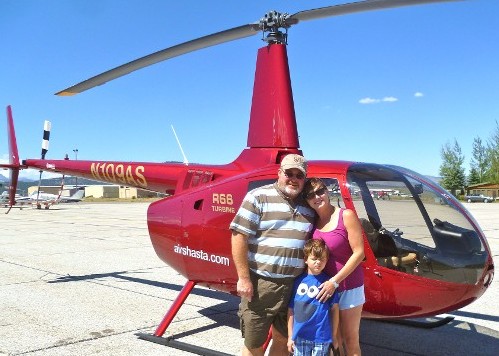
[305,187,327,200]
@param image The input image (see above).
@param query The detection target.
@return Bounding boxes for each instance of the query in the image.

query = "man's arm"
[231,230,253,301]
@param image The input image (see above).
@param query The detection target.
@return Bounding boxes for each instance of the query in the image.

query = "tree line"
[439,121,499,195]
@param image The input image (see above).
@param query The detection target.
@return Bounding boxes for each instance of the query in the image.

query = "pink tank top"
[312,209,364,291]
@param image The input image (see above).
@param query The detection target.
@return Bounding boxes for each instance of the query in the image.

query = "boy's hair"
[303,239,329,260]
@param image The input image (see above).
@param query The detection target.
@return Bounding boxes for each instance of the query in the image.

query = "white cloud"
[414,92,424,97]
[359,96,398,104]
[359,97,380,104]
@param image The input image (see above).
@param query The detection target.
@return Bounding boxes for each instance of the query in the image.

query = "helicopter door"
[346,163,488,285]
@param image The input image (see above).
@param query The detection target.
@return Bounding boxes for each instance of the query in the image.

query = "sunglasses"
[283,170,305,180]
[305,187,327,200]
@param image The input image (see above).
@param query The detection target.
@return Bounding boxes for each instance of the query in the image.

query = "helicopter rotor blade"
[56,0,461,96]
[287,0,461,24]
[56,23,260,96]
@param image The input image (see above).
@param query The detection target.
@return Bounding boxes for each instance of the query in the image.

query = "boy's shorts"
[293,337,331,356]
[338,285,365,310]
[238,271,294,349]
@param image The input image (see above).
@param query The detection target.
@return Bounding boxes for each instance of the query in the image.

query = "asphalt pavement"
[1,201,497,355]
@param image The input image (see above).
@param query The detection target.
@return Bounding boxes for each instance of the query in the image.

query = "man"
[230,154,315,356]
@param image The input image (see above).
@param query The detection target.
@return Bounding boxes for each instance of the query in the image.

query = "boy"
[287,239,340,356]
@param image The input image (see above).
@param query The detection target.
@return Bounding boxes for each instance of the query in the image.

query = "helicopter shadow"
[47,270,240,323]
[451,310,499,323]
[47,270,237,302]
[360,318,499,356]
[46,272,498,355]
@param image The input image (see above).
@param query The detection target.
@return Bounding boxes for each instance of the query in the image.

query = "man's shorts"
[338,285,365,310]
[238,271,294,349]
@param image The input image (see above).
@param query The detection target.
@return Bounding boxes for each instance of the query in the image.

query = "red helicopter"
[2,0,494,353]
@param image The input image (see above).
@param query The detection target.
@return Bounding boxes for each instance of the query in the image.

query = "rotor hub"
[259,10,290,44]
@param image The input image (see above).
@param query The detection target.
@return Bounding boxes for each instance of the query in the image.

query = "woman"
[303,178,365,356]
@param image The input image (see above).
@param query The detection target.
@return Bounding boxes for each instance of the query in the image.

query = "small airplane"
[57,188,85,203]
[0,190,31,209]
[15,188,85,209]
[369,188,397,199]
[1,185,84,210]
[0,191,22,204]
[1,0,494,354]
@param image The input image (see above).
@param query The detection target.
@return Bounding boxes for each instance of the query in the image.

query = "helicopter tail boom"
[22,158,185,195]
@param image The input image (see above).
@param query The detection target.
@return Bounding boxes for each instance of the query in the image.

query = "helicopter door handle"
[374,271,382,278]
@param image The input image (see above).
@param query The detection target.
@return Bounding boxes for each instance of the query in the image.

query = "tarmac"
[1,201,498,355]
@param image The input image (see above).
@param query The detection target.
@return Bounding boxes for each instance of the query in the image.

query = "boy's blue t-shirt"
[288,272,339,343]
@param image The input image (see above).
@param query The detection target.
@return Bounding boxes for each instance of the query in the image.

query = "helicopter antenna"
[171,125,189,165]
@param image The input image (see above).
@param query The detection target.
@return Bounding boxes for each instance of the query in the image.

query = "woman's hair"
[302,177,326,200]
[303,238,329,260]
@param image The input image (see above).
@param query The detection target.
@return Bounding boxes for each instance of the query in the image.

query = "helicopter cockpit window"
[347,164,487,285]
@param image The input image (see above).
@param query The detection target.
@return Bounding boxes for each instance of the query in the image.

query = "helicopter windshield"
[346,163,487,285]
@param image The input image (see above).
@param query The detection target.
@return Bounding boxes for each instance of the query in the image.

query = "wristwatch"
[330,279,339,289]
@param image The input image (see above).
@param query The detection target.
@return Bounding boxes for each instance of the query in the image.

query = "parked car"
[464,194,494,203]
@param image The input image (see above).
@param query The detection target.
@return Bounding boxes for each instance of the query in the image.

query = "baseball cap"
[280,154,307,175]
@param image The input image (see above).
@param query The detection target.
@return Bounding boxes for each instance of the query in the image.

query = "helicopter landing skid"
[136,333,233,356]
[378,316,455,329]
[136,279,236,355]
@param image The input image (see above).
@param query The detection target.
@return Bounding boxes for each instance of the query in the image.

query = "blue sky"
[1,0,498,181]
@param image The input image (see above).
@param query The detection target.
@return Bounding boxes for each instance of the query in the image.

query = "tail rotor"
[1,106,54,212]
